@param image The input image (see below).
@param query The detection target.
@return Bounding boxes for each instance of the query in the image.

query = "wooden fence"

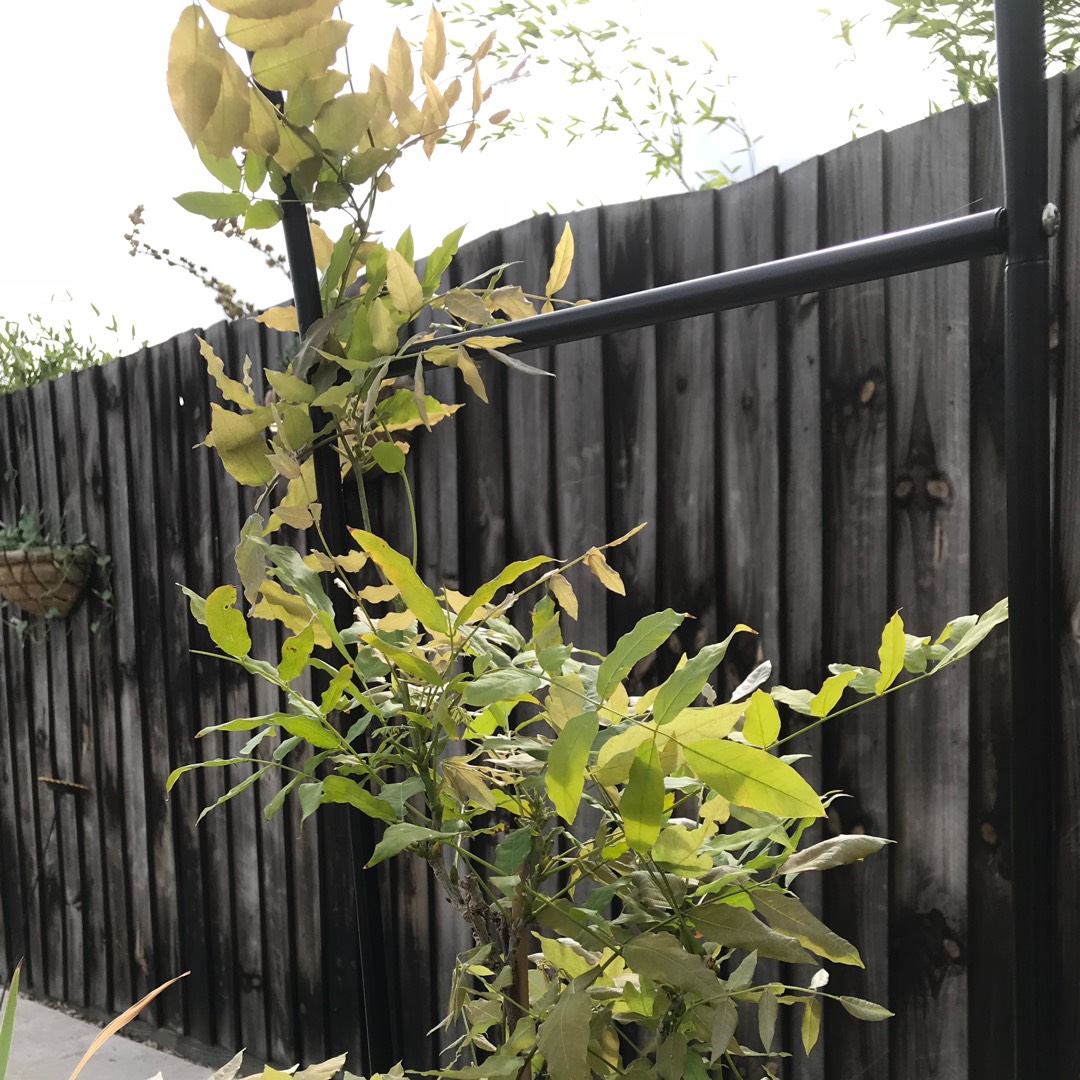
[2,71,1079,1079]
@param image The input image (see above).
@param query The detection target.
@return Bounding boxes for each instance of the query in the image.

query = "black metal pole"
[994,3,1054,1078]
[253,77,394,1072]
[388,208,1006,370]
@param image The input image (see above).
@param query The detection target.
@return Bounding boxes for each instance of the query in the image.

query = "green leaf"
[537,982,595,1080]
[462,668,542,708]
[298,780,325,822]
[0,961,20,1078]
[838,996,894,1021]
[455,556,554,629]
[167,757,247,792]
[423,225,466,292]
[206,584,251,657]
[709,1000,738,1063]
[279,626,315,682]
[622,932,722,1000]
[875,611,906,693]
[758,989,778,1052]
[770,685,814,715]
[379,777,424,819]
[546,712,599,824]
[277,714,341,750]
[371,439,406,474]
[197,143,242,188]
[597,608,684,701]
[809,669,856,716]
[323,776,397,822]
[243,198,282,230]
[198,766,269,822]
[936,597,1008,667]
[175,190,251,218]
[779,834,893,874]
[752,889,862,966]
[653,624,752,726]
[180,585,207,625]
[495,826,535,875]
[350,529,448,634]
[689,902,814,965]
[366,823,456,866]
[743,689,780,747]
[622,738,665,853]
[684,739,824,818]
[263,775,301,821]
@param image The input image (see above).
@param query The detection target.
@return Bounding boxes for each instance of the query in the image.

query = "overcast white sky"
[0,1,954,349]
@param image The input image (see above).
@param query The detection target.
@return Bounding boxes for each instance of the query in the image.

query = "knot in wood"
[926,477,951,501]
[895,477,914,501]
[859,377,877,405]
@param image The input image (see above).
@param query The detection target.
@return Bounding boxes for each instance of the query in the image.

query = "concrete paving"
[6,997,212,1080]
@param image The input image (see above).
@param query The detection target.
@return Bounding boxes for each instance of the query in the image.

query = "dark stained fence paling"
[0,75,1075,1080]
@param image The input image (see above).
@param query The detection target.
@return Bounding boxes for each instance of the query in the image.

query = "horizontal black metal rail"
[391,208,1007,368]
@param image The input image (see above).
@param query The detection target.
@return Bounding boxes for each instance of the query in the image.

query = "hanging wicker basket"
[0,545,95,618]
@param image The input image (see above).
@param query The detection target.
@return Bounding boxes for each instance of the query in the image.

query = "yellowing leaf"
[385,27,414,97]
[546,711,600,823]
[456,350,488,402]
[810,669,857,716]
[241,85,281,155]
[623,738,664,853]
[422,5,447,79]
[251,19,351,93]
[684,740,825,818]
[359,583,399,603]
[206,0,320,15]
[206,584,251,658]
[198,336,257,409]
[546,222,575,297]
[378,609,416,632]
[752,889,863,966]
[304,222,334,271]
[224,0,337,50]
[251,580,331,647]
[256,305,300,333]
[743,689,781,748]
[583,547,624,595]
[875,611,906,694]
[441,288,492,324]
[273,119,317,172]
[369,298,400,355]
[314,91,379,152]
[386,249,424,315]
[350,529,448,635]
[201,53,252,158]
[549,572,578,620]
[168,5,225,146]
[203,404,276,486]
[801,997,822,1055]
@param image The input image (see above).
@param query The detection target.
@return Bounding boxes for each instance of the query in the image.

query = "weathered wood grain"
[652,190,717,673]
[886,105,972,1080]
[454,228,508,593]
[966,96,1013,1080]
[778,157,826,1080]
[819,131,891,1080]
[1054,65,1080,1080]
[51,372,107,1009]
[501,214,556,579]
[599,200,657,657]
[74,365,134,1012]
[99,357,156,1006]
[550,208,608,655]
